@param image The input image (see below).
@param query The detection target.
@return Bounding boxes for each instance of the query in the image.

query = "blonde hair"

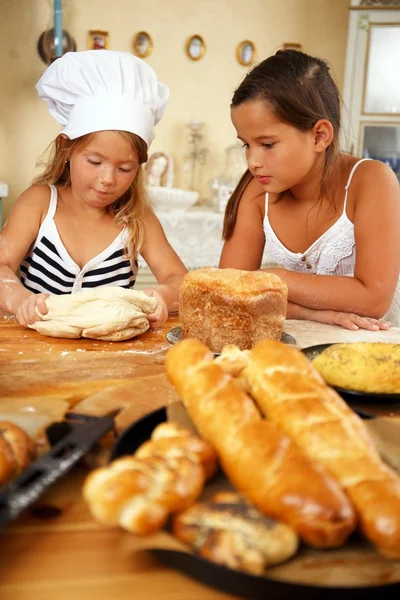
[33,131,149,259]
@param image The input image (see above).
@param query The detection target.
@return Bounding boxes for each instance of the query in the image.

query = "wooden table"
[0,313,399,600]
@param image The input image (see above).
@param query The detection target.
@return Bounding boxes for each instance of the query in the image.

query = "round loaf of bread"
[179,267,288,352]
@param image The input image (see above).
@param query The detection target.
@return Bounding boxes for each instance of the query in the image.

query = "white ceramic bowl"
[148,186,199,211]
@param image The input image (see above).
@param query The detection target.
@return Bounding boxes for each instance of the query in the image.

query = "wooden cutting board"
[0,313,179,406]
[1,313,399,426]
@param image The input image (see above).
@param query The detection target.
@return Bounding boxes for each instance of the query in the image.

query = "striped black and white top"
[20,185,138,295]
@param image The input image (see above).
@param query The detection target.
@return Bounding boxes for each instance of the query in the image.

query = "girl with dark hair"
[220,50,400,330]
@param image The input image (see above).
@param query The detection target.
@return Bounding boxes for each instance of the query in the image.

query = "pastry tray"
[0,411,116,529]
[110,408,400,600]
[302,344,400,405]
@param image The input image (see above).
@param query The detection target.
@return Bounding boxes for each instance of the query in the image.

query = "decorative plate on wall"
[236,40,256,66]
[133,31,153,58]
[186,35,206,61]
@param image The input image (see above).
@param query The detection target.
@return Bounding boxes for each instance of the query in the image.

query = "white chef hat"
[36,50,169,147]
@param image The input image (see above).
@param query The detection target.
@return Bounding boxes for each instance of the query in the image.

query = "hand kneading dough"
[29,287,157,341]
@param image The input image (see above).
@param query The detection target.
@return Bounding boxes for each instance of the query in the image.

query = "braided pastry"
[82,422,217,535]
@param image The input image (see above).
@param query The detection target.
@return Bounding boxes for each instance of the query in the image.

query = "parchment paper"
[129,401,400,588]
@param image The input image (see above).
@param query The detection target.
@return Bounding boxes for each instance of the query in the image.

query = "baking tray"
[110,408,400,599]
[0,411,116,529]
[166,326,297,354]
[302,343,400,405]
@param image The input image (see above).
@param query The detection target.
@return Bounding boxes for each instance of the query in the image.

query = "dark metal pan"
[111,408,400,599]
[302,343,400,405]
[166,326,297,355]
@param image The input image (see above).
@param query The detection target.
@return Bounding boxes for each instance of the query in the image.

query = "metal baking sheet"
[166,326,297,351]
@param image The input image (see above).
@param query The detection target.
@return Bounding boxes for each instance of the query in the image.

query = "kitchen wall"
[0,0,350,219]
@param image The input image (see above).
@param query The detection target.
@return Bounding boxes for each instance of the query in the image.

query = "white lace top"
[263,158,400,326]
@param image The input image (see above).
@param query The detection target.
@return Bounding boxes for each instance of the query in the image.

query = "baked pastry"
[0,421,36,487]
[215,345,250,378]
[179,267,288,352]
[243,339,400,559]
[165,339,356,548]
[135,421,217,481]
[311,342,400,394]
[172,492,298,575]
[82,422,217,534]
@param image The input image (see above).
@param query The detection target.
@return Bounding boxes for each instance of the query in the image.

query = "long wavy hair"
[33,132,149,258]
[223,49,341,241]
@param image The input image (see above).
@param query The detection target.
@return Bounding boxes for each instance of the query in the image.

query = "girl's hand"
[143,288,169,329]
[287,302,390,331]
[16,293,49,327]
[309,310,391,331]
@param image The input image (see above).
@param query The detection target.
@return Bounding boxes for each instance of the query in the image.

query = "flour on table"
[28,287,157,341]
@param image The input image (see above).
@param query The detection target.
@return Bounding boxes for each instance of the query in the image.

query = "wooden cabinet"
[342,1,400,178]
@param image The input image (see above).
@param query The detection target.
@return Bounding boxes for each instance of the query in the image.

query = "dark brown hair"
[223,49,341,240]
[33,132,149,258]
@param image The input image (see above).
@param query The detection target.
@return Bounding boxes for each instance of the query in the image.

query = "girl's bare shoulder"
[343,156,399,202]
[240,176,266,215]
[16,184,51,209]
[339,154,396,185]
[242,176,265,201]
[6,185,51,229]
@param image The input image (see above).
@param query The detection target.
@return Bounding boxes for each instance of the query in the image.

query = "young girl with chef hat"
[0,50,187,328]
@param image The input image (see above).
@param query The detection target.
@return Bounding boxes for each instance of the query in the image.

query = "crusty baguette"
[243,339,400,559]
[165,339,356,548]
[83,422,217,534]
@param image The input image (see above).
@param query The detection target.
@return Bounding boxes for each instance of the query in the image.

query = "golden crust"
[181,267,288,295]
[0,421,36,486]
[179,268,288,352]
[165,339,356,549]
[244,339,400,558]
[82,422,216,535]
